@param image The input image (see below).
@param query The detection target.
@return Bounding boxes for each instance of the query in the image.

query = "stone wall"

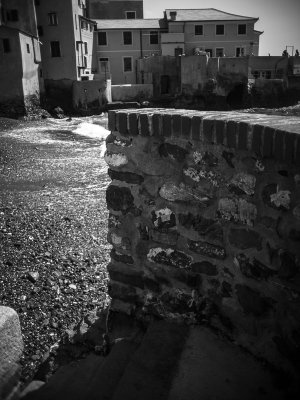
[111,84,153,102]
[105,108,300,378]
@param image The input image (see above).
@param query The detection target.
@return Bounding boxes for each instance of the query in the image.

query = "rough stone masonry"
[105,108,300,379]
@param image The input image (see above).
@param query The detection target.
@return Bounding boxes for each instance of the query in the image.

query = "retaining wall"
[105,108,300,377]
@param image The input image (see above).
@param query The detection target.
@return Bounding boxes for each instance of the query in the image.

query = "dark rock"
[106,134,132,147]
[278,251,299,279]
[188,240,226,259]
[148,248,192,269]
[262,184,291,210]
[289,229,300,241]
[236,284,272,316]
[236,254,275,280]
[191,261,218,276]
[158,143,188,163]
[273,335,300,368]
[108,265,144,289]
[138,225,150,240]
[179,214,223,242]
[221,281,232,297]
[222,151,235,168]
[106,185,134,213]
[260,216,278,229]
[52,106,65,119]
[144,277,161,293]
[152,209,176,232]
[195,151,218,167]
[150,230,178,246]
[229,228,262,250]
[110,249,134,265]
[108,169,144,185]
[108,281,140,303]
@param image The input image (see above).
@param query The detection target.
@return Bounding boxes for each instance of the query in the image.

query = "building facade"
[35,0,95,82]
[94,7,262,85]
[0,0,42,116]
[162,9,262,58]
[88,0,143,19]
[94,18,165,84]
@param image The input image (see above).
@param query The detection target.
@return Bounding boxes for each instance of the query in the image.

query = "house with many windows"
[93,6,262,85]
[0,0,42,116]
[94,18,166,84]
[35,0,95,82]
[162,8,262,58]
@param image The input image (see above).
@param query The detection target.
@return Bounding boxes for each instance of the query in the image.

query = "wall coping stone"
[108,108,300,165]
[0,306,23,400]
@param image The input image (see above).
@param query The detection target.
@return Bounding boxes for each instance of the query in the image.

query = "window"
[126,11,136,19]
[75,15,77,29]
[98,31,107,45]
[48,13,58,26]
[80,20,88,30]
[205,48,213,57]
[83,56,87,68]
[150,31,159,45]
[236,46,246,57]
[2,38,11,53]
[26,43,30,53]
[216,48,224,57]
[216,24,224,35]
[84,42,88,54]
[238,24,247,35]
[123,31,132,45]
[123,57,132,72]
[195,25,203,35]
[261,70,271,79]
[37,25,43,36]
[50,41,61,57]
[99,58,110,74]
[7,9,19,21]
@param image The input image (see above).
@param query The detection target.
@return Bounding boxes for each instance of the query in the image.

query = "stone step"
[111,320,189,400]
[22,339,140,400]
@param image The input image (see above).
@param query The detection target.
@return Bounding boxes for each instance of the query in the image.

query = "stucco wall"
[95,28,161,85]
[111,83,153,101]
[168,20,259,57]
[88,0,144,19]
[105,108,300,381]
[72,78,111,110]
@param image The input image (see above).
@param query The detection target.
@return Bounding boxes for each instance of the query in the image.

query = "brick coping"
[108,108,300,165]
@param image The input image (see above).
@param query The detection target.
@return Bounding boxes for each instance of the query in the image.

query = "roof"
[95,19,167,30]
[164,8,258,22]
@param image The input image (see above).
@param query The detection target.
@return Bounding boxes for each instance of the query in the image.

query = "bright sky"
[144,0,300,56]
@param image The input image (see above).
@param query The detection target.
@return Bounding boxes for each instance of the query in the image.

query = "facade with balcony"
[35,0,95,82]
[163,9,262,58]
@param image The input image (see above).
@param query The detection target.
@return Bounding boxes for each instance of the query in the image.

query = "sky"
[143,0,300,56]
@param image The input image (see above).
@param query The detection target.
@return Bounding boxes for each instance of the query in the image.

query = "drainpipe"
[140,29,143,58]
[139,29,143,84]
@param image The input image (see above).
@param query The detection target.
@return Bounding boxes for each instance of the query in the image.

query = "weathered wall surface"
[88,0,144,19]
[111,84,153,102]
[105,108,300,378]
[72,79,111,111]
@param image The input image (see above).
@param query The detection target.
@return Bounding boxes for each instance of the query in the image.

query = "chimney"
[170,11,177,21]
